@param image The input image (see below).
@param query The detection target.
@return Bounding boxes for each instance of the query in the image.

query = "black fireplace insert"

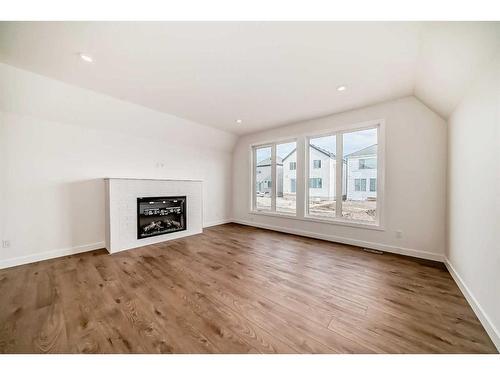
[137,196,186,239]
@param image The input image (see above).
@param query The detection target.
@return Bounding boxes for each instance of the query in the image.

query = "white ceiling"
[415,22,500,117]
[0,22,498,135]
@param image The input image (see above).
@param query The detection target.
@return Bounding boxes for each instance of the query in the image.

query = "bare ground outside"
[257,195,376,222]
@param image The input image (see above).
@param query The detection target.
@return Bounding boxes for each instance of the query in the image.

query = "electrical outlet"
[396,230,403,239]
[2,240,10,248]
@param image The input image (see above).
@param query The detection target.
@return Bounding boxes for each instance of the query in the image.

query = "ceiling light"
[337,85,347,92]
[79,53,94,63]
[236,119,243,124]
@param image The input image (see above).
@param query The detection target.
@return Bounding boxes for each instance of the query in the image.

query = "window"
[309,178,323,188]
[354,178,367,191]
[359,158,376,169]
[308,135,336,218]
[254,146,272,211]
[343,128,378,222]
[306,125,379,224]
[252,140,297,215]
[276,141,297,214]
[354,178,366,191]
[252,122,381,227]
[355,178,360,191]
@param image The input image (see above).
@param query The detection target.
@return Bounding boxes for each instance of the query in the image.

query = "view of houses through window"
[308,135,337,218]
[254,141,297,214]
[276,141,297,214]
[255,146,272,210]
[253,124,379,225]
[342,128,378,222]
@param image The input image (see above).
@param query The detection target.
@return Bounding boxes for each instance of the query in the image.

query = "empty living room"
[1,1,499,372]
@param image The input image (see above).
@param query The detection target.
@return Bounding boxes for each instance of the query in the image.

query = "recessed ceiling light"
[79,53,94,63]
[236,119,243,124]
[337,85,347,92]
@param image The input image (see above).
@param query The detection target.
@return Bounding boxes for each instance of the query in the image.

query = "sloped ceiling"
[0,21,498,135]
[414,22,500,118]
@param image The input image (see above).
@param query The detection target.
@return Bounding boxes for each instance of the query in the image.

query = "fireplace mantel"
[105,178,203,253]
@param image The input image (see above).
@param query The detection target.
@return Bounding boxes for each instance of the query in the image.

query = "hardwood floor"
[0,223,496,353]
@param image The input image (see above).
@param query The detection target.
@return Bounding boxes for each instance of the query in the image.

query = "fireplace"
[137,196,186,239]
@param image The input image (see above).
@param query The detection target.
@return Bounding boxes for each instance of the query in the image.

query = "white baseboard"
[0,242,105,270]
[445,258,500,351]
[232,219,444,262]
[203,219,232,228]
[0,218,233,269]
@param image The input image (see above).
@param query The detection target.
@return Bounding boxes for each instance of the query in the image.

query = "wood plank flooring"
[0,223,496,353]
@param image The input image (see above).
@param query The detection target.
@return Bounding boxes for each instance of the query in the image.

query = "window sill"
[250,210,298,220]
[303,214,384,231]
[249,210,384,231]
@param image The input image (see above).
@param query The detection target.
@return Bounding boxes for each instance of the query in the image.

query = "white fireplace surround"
[105,178,203,253]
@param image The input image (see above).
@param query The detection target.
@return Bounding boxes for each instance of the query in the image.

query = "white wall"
[446,53,500,349]
[232,96,447,261]
[0,63,237,268]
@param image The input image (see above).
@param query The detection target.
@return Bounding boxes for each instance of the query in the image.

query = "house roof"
[311,144,335,158]
[345,144,377,158]
[282,149,296,161]
[272,143,375,162]
[282,144,335,161]
[256,156,283,167]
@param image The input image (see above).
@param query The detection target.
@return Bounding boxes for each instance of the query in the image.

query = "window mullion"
[335,134,343,217]
[303,137,310,217]
[252,147,256,211]
[296,137,306,218]
[271,143,277,212]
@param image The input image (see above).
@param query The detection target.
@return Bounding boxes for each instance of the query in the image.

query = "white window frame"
[305,121,383,227]
[250,120,385,230]
[252,143,273,211]
[251,138,298,215]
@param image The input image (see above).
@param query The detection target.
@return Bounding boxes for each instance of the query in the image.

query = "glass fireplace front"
[137,196,186,239]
